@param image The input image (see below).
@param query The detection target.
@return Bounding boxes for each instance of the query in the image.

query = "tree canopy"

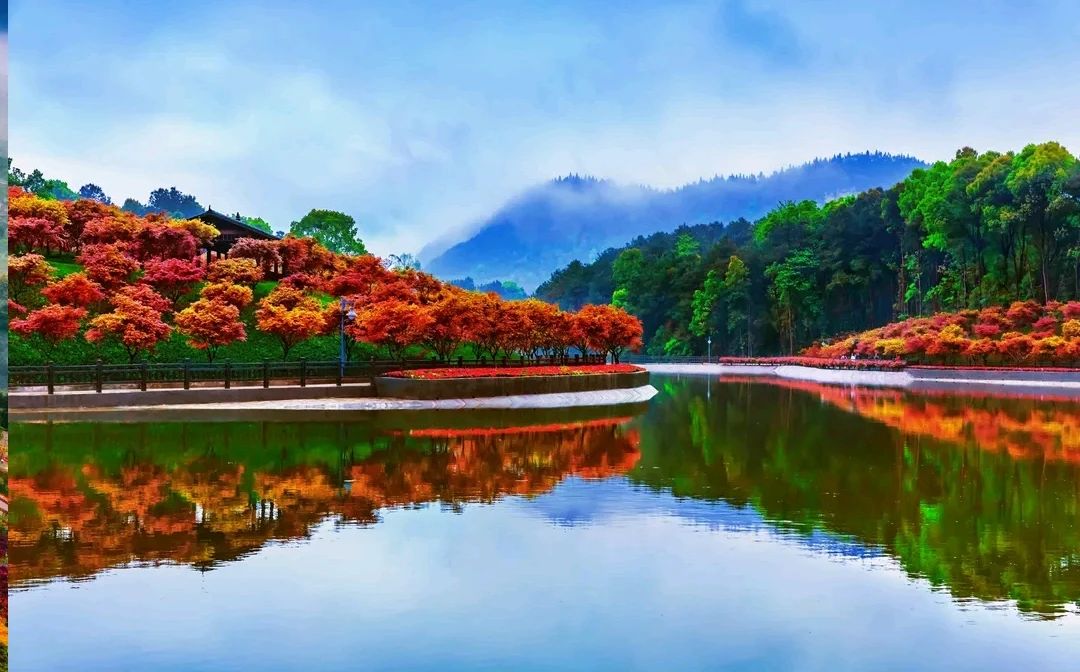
[289,209,367,256]
[537,142,1080,355]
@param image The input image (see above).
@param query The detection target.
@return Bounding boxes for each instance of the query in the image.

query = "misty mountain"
[423,152,926,291]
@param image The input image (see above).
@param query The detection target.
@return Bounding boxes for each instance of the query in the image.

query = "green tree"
[674,232,701,258]
[1006,142,1079,302]
[722,255,751,355]
[689,269,722,338]
[753,199,820,253]
[765,248,821,354]
[289,209,367,255]
[611,248,646,311]
[242,215,274,234]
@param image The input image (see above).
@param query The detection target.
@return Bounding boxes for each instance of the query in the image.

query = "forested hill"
[536,142,1080,358]
[424,152,925,291]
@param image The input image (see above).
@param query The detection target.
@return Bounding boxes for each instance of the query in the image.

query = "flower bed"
[715,356,907,371]
[907,364,1080,373]
[801,302,1080,367]
[385,364,644,379]
[712,357,1079,373]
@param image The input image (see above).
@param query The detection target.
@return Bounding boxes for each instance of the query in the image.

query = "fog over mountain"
[424,152,926,291]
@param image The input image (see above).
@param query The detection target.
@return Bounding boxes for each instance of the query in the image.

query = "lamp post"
[707,335,712,362]
[339,297,357,379]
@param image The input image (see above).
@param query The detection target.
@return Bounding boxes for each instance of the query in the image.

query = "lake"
[9,375,1080,671]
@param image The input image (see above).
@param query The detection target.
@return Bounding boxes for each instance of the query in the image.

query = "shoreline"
[642,363,1080,395]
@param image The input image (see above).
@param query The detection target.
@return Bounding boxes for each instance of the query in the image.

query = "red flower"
[385,364,644,379]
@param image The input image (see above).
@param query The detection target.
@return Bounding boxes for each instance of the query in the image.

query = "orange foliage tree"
[174,299,247,361]
[8,254,55,305]
[420,289,474,361]
[9,188,70,252]
[575,304,644,362]
[465,292,508,360]
[200,282,254,310]
[349,297,433,360]
[168,218,219,247]
[115,283,174,314]
[207,258,264,285]
[254,286,327,359]
[278,235,336,277]
[81,214,144,246]
[86,291,172,363]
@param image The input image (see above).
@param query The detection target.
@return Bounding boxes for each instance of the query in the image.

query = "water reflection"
[10,377,1080,620]
[638,376,1080,618]
[10,418,640,586]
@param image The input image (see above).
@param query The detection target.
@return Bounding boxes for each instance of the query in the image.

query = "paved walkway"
[641,363,1080,395]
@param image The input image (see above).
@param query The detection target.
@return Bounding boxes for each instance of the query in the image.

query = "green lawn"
[48,259,84,278]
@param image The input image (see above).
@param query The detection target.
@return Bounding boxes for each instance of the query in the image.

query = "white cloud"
[9,1,1080,257]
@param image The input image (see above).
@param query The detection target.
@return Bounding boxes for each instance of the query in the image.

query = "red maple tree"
[349,297,433,360]
[78,243,140,288]
[142,258,206,301]
[10,216,68,254]
[41,272,106,308]
[11,304,88,351]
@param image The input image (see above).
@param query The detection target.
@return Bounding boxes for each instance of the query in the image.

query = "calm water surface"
[10,375,1080,671]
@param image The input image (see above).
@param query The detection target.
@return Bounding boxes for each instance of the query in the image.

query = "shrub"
[973,322,1001,338]
[1005,300,1041,329]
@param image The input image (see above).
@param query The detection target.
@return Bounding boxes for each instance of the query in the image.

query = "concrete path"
[642,363,1080,395]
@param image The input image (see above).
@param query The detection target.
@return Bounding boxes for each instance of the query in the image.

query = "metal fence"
[11,355,609,394]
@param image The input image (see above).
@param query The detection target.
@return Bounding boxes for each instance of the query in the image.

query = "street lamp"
[339,296,357,379]
[707,335,712,362]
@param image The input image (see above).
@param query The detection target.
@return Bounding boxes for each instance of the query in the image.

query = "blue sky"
[8,0,1080,255]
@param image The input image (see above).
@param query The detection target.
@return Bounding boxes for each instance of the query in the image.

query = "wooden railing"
[11,355,609,394]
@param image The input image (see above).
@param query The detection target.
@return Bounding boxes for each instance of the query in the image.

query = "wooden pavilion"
[191,207,282,267]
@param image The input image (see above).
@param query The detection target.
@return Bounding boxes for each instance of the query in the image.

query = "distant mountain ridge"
[423,152,927,291]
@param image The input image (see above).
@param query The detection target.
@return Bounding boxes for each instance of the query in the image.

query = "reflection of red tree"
[722,376,1080,463]
[11,418,639,586]
[10,467,97,546]
[350,422,640,507]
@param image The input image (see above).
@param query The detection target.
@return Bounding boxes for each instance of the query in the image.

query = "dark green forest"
[536,143,1080,356]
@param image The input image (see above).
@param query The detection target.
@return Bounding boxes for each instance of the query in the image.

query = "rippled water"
[10,375,1080,671]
